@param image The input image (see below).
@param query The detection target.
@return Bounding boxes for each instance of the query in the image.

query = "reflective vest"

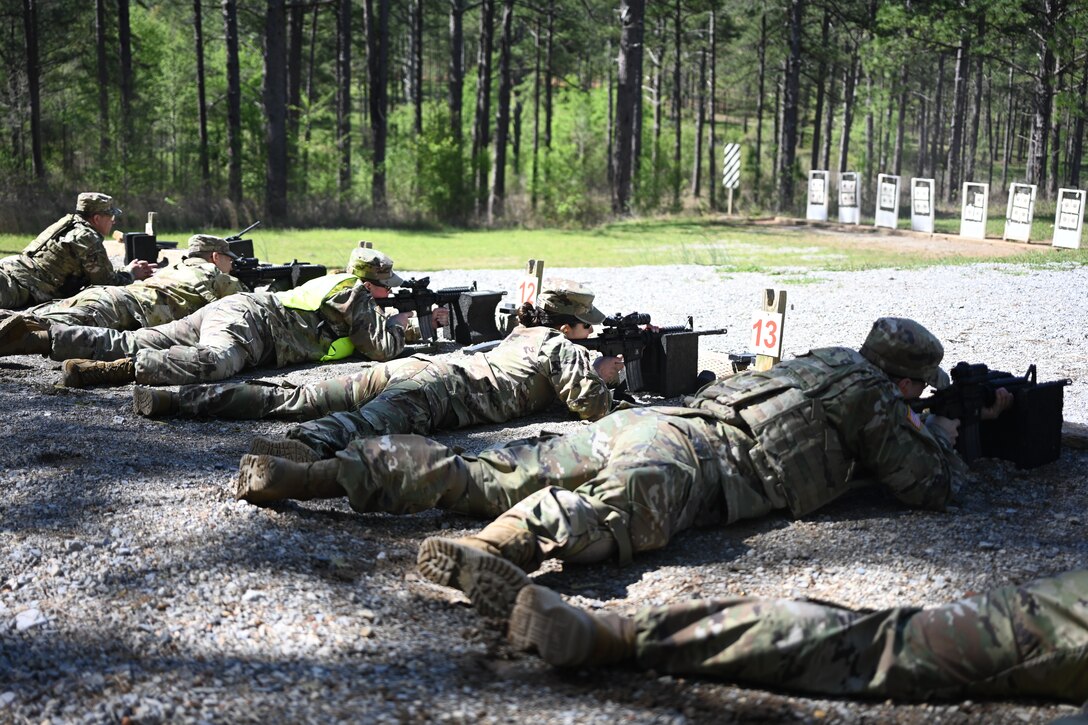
[276,273,360,361]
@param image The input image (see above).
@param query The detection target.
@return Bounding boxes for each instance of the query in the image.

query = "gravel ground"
[2,260,1087,724]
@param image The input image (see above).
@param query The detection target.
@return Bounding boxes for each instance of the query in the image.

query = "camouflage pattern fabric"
[0,215,131,309]
[330,346,966,568]
[47,283,405,385]
[634,569,1088,702]
[286,325,612,457]
[15,258,241,330]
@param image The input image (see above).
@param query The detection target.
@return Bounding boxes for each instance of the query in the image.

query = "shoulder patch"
[906,406,923,431]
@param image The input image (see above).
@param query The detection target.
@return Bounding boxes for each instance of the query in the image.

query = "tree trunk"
[338,0,354,198]
[365,0,390,208]
[892,64,908,175]
[863,73,873,190]
[531,14,541,208]
[1070,54,1088,188]
[223,0,243,203]
[916,92,928,178]
[985,69,995,187]
[944,37,969,203]
[264,0,288,222]
[930,54,945,185]
[613,0,644,213]
[810,8,830,171]
[22,0,43,181]
[194,0,210,192]
[472,0,495,216]
[822,61,836,170]
[607,39,615,186]
[118,0,134,181]
[631,4,645,188]
[837,47,858,173]
[776,0,803,212]
[671,0,682,208]
[1049,60,1063,198]
[965,52,983,184]
[1026,16,1056,189]
[488,0,514,223]
[707,8,717,210]
[513,98,521,176]
[449,0,466,143]
[302,4,319,191]
[691,43,706,197]
[755,12,766,189]
[96,0,110,158]
[652,17,664,172]
[544,6,554,149]
[413,0,423,135]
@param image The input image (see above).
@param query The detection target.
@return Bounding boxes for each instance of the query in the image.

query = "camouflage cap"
[859,317,945,386]
[187,234,239,259]
[536,279,605,325]
[75,192,122,217]
[349,245,403,288]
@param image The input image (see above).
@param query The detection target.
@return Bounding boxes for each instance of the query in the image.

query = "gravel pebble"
[1,261,1086,723]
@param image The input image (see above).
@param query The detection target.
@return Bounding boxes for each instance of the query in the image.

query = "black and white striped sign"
[722,143,741,189]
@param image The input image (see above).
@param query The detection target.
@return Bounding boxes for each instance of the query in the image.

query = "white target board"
[806,170,829,221]
[1003,183,1036,242]
[910,178,935,233]
[959,182,989,239]
[1053,188,1085,249]
[518,259,544,306]
[875,174,901,229]
[838,171,860,224]
[749,310,784,358]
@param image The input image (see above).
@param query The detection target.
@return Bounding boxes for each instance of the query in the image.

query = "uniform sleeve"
[844,382,969,510]
[546,336,613,421]
[68,227,129,286]
[323,284,406,362]
[211,271,243,299]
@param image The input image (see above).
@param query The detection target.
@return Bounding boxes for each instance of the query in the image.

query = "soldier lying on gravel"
[235,317,1013,619]
[0,234,241,333]
[502,569,1088,703]
[138,281,622,461]
[0,192,155,310]
[0,247,444,388]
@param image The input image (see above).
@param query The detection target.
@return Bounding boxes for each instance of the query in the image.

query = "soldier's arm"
[844,380,968,510]
[547,336,613,420]
[69,227,132,286]
[329,285,406,362]
[211,271,244,299]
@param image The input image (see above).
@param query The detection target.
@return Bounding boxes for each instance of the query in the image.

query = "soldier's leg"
[134,300,271,385]
[0,270,31,309]
[37,288,143,330]
[49,324,140,361]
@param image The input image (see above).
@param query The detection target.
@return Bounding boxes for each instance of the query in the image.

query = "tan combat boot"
[0,316,50,356]
[234,454,343,504]
[508,584,636,667]
[133,386,179,417]
[61,358,136,388]
[416,521,540,619]
[248,435,320,463]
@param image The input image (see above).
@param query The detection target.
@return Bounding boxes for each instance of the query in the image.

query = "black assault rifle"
[224,221,327,292]
[374,276,506,344]
[576,311,727,396]
[909,361,1070,469]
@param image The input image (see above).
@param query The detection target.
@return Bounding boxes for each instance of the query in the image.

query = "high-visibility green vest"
[276,273,360,361]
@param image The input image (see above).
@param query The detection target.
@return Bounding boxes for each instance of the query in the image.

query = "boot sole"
[508,584,594,667]
[417,537,531,619]
[248,436,320,463]
[60,359,86,388]
[235,454,277,503]
[132,386,161,417]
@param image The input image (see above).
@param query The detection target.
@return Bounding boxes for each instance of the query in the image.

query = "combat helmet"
[859,317,944,387]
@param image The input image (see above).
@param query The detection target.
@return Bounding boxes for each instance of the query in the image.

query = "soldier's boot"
[248,435,321,463]
[0,316,50,356]
[234,454,343,504]
[61,358,136,388]
[133,386,179,417]
[508,584,637,667]
[416,521,540,619]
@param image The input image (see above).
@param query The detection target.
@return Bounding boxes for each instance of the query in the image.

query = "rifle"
[910,361,1070,469]
[373,276,506,344]
[577,312,728,396]
[223,221,327,293]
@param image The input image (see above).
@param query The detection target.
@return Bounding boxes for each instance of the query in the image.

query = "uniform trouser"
[633,569,1088,702]
[28,287,145,330]
[49,296,275,385]
[287,364,463,457]
[0,270,32,310]
[174,357,429,421]
[334,408,728,565]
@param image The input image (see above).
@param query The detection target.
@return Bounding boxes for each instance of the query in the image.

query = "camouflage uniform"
[0,194,131,310]
[47,278,405,385]
[328,345,965,557]
[178,324,612,457]
[632,569,1088,701]
[14,256,241,330]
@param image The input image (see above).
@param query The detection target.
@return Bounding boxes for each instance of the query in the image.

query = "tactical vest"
[276,273,360,361]
[22,215,89,296]
[146,258,222,304]
[685,347,875,517]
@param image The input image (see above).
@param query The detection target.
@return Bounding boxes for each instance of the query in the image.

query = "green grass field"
[1,217,1084,272]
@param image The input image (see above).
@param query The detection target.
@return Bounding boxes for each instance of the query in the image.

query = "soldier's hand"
[981,387,1014,420]
[432,306,451,328]
[593,355,625,385]
[389,311,413,328]
[127,260,156,280]
[931,415,960,445]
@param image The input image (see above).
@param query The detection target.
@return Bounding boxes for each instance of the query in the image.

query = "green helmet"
[859,317,944,386]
